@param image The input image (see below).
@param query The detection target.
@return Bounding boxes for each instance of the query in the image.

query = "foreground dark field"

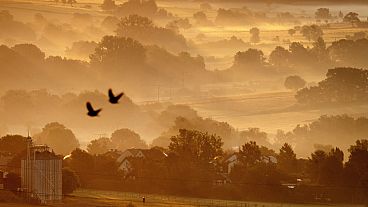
[1,188,365,207]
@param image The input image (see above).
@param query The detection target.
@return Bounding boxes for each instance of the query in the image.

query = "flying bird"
[86,102,101,117]
[108,89,124,104]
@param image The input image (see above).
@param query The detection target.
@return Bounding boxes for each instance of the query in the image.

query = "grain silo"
[21,137,62,204]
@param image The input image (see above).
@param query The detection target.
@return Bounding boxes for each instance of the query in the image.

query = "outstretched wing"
[86,102,94,112]
[108,89,114,99]
[115,92,124,100]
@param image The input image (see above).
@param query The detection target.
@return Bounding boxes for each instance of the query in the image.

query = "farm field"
[71,188,366,207]
[181,91,368,135]
[3,188,364,207]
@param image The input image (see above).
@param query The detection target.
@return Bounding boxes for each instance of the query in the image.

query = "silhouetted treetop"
[90,35,146,66]
[115,15,187,52]
[296,67,368,105]
[34,122,80,155]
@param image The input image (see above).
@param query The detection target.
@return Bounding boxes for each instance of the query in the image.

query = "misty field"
[175,90,368,135]
[2,0,368,59]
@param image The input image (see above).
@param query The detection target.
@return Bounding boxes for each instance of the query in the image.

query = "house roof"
[223,153,238,163]
[125,149,143,156]
[117,147,167,167]
[141,148,167,161]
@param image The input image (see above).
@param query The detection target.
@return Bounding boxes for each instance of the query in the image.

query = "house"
[116,147,167,175]
[223,153,238,174]
[0,151,14,171]
[223,153,278,174]
[0,170,5,189]
[116,149,146,164]
[261,155,278,164]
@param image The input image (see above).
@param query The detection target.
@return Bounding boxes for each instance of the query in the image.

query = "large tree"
[308,148,344,185]
[87,137,113,155]
[34,122,79,155]
[115,14,187,53]
[239,128,271,148]
[238,141,262,167]
[315,8,331,20]
[234,49,265,66]
[167,129,223,194]
[344,140,368,188]
[284,75,306,90]
[249,27,260,44]
[277,143,297,173]
[343,12,360,25]
[111,128,147,151]
[0,135,28,154]
[90,35,146,67]
[62,168,80,195]
[169,129,223,164]
[300,25,323,42]
[269,46,290,67]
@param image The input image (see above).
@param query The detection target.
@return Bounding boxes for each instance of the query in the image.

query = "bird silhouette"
[86,102,101,117]
[108,89,124,104]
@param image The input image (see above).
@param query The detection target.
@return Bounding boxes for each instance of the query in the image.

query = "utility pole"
[152,83,161,103]
[157,84,160,103]
[181,72,188,88]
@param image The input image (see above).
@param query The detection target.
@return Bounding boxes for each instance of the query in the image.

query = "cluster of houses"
[114,147,278,185]
[0,143,280,204]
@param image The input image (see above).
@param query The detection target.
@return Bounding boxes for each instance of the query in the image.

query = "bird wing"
[86,102,94,112]
[108,89,114,99]
[115,92,124,100]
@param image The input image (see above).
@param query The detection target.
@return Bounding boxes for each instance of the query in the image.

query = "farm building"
[21,138,62,204]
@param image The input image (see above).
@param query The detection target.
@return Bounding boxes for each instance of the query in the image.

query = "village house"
[116,147,167,176]
[0,151,14,171]
[223,153,278,174]
[0,151,14,190]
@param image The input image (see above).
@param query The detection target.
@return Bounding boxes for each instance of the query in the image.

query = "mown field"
[60,189,368,207]
[2,188,365,207]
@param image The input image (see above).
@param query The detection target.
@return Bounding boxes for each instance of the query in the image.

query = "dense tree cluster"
[214,7,296,26]
[275,115,368,157]
[300,25,323,41]
[296,67,368,105]
[115,15,188,53]
[62,128,368,203]
[329,38,368,68]
[230,36,368,80]
[114,0,173,19]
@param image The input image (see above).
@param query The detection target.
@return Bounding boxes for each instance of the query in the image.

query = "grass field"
[3,188,365,207]
[61,189,366,207]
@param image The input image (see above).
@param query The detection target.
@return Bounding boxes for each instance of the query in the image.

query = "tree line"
[1,127,367,204]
